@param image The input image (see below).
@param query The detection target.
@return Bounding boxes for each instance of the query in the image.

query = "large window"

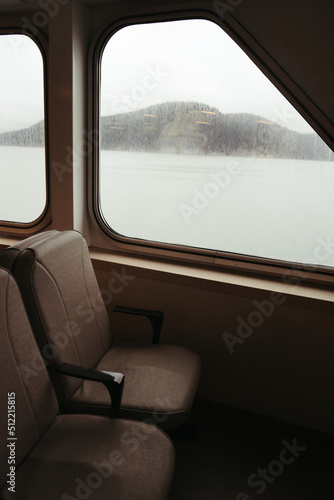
[0,34,46,224]
[98,19,334,269]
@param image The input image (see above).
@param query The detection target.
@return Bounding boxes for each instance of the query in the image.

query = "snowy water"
[100,150,334,267]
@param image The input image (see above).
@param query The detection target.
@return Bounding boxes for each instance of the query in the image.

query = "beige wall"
[93,256,334,435]
[1,0,334,437]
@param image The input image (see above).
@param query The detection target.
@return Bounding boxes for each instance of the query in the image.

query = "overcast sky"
[101,19,314,134]
[0,34,44,133]
[0,19,314,134]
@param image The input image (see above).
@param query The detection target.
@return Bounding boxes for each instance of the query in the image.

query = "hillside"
[0,120,44,147]
[100,102,333,160]
[1,102,333,160]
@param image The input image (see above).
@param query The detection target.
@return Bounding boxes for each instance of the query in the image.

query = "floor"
[168,408,334,500]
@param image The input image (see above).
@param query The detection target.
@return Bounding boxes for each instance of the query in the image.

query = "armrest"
[58,362,124,418]
[113,305,164,344]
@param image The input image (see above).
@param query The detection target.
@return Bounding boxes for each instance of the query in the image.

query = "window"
[98,19,334,270]
[0,33,46,224]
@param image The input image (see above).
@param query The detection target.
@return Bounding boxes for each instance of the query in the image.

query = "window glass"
[0,34,46,224]
[99,19,334,268]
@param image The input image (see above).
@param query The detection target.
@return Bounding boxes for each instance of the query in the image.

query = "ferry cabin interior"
[1,0,334,498]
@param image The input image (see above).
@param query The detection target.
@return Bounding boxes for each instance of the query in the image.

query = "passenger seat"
[0,267,175,500]
[0,230,201,430]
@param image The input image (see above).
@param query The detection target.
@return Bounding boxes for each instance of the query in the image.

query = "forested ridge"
[1,101,333,160]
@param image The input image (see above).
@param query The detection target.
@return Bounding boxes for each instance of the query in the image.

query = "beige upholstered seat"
[0,267,175,500]
[0,230,201,429]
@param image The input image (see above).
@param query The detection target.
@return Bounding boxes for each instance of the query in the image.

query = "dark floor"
[168,409,334,500]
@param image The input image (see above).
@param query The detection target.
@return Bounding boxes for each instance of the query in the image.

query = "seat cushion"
[70,344,201,429]
[0,415,175,500]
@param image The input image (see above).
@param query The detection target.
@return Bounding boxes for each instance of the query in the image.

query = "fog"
[0,34,44,133]
[101,19,314,134]
[0,19,315,136]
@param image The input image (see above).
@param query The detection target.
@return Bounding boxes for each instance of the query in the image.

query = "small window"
[98,19,334,269]
[0,34,46,224]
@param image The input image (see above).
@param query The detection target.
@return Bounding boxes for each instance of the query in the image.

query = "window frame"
[91,10,334,284]
[0,27,50,234]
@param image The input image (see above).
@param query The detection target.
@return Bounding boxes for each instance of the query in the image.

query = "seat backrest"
[0,230,60,269]
[0,231,59,273]
[0,230,113,408]
[0,268,59,491]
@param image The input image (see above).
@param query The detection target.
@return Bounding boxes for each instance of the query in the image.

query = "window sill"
[90,247,334,311]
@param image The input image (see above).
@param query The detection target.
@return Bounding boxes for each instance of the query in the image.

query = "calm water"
[1,145,334,268]
[0,146,46,223]
[100,150,334,267]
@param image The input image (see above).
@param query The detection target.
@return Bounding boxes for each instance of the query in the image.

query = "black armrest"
[58,362,124,417]
[113,305,164,344]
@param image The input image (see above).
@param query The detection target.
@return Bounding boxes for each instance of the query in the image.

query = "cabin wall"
[93,258,334,435]
[81,1,334,438]
[1,0,334,437]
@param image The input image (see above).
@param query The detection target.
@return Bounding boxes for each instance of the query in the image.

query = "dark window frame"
[91,11,334,282]
[0,28,50,233]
